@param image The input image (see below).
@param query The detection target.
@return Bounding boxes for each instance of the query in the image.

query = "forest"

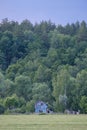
[0,18,87,114]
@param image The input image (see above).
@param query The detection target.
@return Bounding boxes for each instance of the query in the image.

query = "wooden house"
[35,101,48,113]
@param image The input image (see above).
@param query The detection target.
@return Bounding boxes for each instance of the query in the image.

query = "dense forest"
[0,18,87,114]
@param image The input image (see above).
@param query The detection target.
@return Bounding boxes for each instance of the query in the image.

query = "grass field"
[0,114,87,130]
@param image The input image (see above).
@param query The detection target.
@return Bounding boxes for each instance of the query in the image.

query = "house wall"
[35,101,47,113]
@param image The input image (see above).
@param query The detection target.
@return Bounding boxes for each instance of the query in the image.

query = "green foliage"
[26,101,35,113]
[52,68,71,111]
[0,104,5,114]
[0,72,7,97]
[59,94,68,112]
[32,83,52,103]
[0,19,87,113]
[15,75,32,100]
[34,65,51,82]
[4,94,19,109]
[80,96,87,113]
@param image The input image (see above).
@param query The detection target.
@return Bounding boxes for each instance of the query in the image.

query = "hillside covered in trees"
[0,18,87,114]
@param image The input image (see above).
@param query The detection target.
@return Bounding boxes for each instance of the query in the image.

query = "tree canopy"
[0,19,87,113]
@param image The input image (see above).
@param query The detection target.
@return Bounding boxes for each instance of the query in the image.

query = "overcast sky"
[0,0,87,25]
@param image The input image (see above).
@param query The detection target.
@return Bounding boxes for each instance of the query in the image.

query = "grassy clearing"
[0,114,87,130]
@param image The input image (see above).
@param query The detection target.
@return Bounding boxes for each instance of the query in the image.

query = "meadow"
[0,114,87,130]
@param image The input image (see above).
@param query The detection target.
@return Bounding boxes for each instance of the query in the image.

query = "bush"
[4,107,26,114]
[26,101,35,113]
[20,105,26,113]
[0,104,5,114]
[80,96,87,113]
[4,94,19,109]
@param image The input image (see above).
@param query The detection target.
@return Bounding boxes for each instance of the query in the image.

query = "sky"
[0,0,87,25]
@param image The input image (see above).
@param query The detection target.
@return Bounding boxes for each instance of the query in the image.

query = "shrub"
[0,104,5,114]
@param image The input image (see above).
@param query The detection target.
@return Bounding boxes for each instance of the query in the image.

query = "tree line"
[0,18,87,114]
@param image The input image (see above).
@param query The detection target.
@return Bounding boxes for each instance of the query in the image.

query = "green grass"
[0,114,87,130]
